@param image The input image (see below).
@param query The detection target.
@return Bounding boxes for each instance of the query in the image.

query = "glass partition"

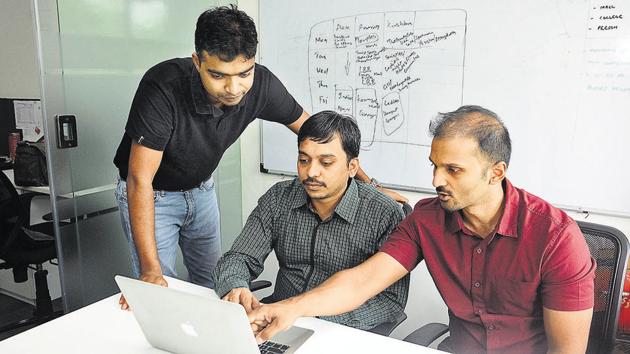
[32,0,240,312]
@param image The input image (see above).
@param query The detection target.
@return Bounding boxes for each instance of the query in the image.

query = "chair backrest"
[0,170,27,257]
[578,221,630,354]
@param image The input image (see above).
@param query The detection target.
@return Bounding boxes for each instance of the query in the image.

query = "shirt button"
[476,309,483,315]
[488,324,496,330]
[474,281,481,288]
[476,248,482,254]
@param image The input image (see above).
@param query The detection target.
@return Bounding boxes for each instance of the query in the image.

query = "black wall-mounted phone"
[55,114,78,148]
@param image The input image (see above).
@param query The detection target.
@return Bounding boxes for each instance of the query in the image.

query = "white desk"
[4,168,116,199]
[0,278,440,354]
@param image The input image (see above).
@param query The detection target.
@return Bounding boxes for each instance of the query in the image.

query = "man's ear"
[348,158,359,178]
[192,52,201,71]
[489,161,507,185]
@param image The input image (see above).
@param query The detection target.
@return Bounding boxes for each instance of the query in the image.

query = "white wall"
[0,0,40,99]
[240,0,630,340]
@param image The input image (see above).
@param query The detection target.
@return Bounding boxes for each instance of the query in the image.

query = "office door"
[31,0,240,312]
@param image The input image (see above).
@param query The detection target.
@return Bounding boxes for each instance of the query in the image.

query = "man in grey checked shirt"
[212,110,409,330]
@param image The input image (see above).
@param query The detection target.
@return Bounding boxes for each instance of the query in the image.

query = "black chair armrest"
[367,312,407,336]
[249,280,272,292]
[403,322,449,346]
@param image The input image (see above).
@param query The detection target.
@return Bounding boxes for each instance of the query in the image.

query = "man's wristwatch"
[369,178,381,188]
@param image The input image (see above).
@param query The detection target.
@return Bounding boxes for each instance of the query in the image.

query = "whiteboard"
[259,0,630,217]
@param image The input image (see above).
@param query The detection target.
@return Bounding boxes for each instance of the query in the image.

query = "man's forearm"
[285,267,374,318]
[284,253,408,318]
[355,167,371,183]
[127,176,161,274]
[355,275,409,322]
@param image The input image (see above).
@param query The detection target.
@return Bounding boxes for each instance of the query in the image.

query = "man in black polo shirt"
[113,6,406,307]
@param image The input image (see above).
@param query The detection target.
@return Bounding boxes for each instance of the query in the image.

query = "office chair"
[0,170,63,333]
[580,221,629,353]
[249,279,272,292]
[401,201,413,217]
[402,220,630,354]
[247,201,413,336]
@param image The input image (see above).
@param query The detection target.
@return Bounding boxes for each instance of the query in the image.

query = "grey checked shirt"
[213,178,410,330]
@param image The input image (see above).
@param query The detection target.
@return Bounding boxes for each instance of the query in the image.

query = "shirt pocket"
[486,276,541,316]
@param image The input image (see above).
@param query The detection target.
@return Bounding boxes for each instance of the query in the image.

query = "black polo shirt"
[113,58,303,191]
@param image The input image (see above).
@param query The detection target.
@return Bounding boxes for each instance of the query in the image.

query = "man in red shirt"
[247,105,596,353]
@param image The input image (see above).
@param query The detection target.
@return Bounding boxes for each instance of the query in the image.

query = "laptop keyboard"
[258,341,290,354]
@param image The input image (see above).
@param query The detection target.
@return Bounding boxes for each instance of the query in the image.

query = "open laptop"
[115,275,313,354]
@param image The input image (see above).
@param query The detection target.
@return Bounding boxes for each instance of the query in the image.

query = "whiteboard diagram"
[308,10,467,150]
[260,0,630,216]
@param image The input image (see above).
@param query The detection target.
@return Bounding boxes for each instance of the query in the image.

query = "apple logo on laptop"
[180,321,199,338]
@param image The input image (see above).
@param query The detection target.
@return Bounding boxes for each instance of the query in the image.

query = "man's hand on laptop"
[247,301,301,344]
[223,287,260,313]
[119,272,168,310]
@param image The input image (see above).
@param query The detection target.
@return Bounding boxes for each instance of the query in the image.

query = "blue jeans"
[115,176,221,288]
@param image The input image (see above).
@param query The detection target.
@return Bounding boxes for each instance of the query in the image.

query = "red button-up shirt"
[380,179,595,353]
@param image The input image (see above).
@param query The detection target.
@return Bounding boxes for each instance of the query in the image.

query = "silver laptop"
[115,275,313,354]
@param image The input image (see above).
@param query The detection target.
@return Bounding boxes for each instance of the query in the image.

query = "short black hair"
[195,4,258,62]
[298,111,361,162]
[429,105,512,166]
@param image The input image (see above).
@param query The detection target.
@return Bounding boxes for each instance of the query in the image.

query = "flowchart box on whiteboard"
[308,10,466,149]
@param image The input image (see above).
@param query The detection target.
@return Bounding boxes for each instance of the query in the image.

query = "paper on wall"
[13,100,44,142]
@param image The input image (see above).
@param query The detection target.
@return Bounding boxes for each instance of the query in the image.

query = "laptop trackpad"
[270,326,314,354]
